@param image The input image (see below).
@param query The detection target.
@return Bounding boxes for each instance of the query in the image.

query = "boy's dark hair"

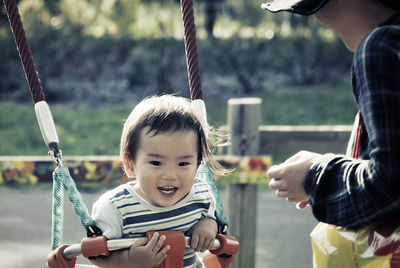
[128,109,207,163]
[120,95,223,173]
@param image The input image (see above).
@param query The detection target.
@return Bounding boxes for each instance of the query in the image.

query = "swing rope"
[180,0,203,101]
[52,166,98,249]
[179,0,228,230]
[4,0,228,254]
[3,0,45,104]
[3,0,98,250]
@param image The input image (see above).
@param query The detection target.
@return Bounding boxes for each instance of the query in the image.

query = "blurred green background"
[0,0,357,156]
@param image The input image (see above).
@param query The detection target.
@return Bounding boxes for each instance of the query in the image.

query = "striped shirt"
[304,12,400,229]
[92,177,216,267]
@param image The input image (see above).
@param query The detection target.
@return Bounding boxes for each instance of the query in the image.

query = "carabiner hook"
[49,142,63,167]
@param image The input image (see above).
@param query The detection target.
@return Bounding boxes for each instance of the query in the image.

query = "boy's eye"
[150,161,162,166]
[178,162,190,167]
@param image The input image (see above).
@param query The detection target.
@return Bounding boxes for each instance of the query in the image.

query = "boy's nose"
[161,167,178,180]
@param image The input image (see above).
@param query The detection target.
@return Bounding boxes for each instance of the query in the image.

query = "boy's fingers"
[199,237,210,252]
[146,232,159,249]
[207,238,215,251]
[154,235,166,251]
[197,237,205,251]
[160,244,170,254]
[201,238,211,252]
[133,237,148,247]
[190,234,199,250]
[155,245,170,265]
[209,237,216,250]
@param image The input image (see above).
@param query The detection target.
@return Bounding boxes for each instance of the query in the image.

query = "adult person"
[263,0,400,229]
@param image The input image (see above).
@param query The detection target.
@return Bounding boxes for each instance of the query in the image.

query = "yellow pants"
[310,220,400,268]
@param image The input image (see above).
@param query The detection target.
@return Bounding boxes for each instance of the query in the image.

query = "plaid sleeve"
[304,25,400,229]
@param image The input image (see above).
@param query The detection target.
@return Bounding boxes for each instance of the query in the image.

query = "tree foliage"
[0,0,328,39]
[0,0,350,106]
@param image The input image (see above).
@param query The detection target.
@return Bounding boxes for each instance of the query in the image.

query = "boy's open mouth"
[158,186,178,194]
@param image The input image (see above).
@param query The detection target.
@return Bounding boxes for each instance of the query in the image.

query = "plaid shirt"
[304,12,400,229]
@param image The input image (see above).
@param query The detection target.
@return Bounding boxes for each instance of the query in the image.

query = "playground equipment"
[3,0,239,267]
[48,233,239,268]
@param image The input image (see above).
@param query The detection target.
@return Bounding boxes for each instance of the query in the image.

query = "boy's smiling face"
[126,127,199,207]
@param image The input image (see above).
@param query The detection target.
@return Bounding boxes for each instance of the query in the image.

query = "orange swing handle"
[46,231,239,268]
[46,245,77,268]
[203,234,240,268]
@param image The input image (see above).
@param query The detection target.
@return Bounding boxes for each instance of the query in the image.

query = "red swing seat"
[47,231,239,268]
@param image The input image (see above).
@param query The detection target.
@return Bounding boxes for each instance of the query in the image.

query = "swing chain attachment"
[86,225,103,238]
[49,146,63,167]
[34,101,63,166]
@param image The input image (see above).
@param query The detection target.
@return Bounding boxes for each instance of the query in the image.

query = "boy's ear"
[122,153,135,178]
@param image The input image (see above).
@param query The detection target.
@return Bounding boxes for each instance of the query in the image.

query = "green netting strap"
[51,166,96,250]
[196,163,228,230]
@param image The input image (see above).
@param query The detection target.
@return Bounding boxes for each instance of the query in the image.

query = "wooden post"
[227,98,261,268]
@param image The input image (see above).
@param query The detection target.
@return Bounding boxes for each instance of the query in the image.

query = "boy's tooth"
[159,186,176,194]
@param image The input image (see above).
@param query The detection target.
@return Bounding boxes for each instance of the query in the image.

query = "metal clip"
[86,225,103,237]
[49,146,63,167]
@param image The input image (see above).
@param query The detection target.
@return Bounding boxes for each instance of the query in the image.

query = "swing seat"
[47,231,239,268]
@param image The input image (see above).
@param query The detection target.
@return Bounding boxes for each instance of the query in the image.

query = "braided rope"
[180,0,203,101]
[3,1,97,247]
[3,0,45,103]
[51,167,65,250]
[52,166,96,250]
[197,163,228,227]
[4,0,202,103]
[180,0,229,233]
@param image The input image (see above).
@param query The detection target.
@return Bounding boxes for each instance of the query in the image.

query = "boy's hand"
[187,217,218,252]
[128,232,170,268]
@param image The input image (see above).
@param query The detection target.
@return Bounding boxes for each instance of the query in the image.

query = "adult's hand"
[267,150,321,206]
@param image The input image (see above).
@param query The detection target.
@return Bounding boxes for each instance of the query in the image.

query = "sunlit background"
[0,1,357,267]
[0,0,356,155]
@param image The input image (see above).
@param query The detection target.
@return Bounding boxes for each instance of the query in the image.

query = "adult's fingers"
[284,153,301,163]
[296,201,310,209]
[275,189,289,198]
[284,151,312,163]
[269,178,286,190]
[267,164,282,178]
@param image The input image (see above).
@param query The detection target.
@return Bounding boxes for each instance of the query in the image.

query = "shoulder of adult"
[351,23,399,104]
[356,22,400,54]
[353,23,400,74]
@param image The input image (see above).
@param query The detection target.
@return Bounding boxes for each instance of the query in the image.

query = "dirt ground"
[0,186,318,268]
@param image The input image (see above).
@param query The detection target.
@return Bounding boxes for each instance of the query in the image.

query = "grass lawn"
[0,81,357,156]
